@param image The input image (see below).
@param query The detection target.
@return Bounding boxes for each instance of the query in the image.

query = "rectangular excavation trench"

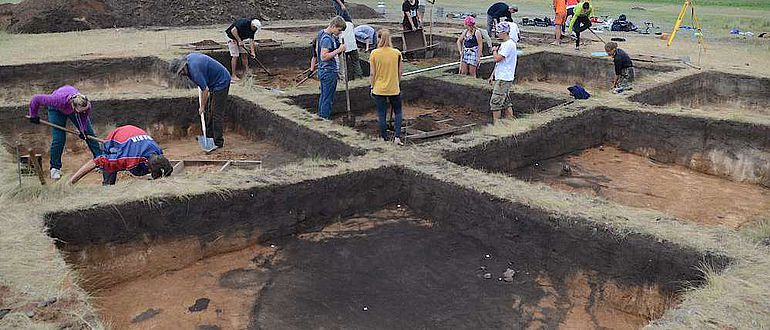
[44,166,729,329]
[0,57,192,104]
[286,77,566,142]
[628,71,770,115]
[444,51,681,93]
[203,46,370,91]
[0,96,359,184]
[447,108,770,228]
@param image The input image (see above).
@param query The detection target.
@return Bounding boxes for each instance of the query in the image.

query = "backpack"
[611,14,637,32]
[568,85,591,100]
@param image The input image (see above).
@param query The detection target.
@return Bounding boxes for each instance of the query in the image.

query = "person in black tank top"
[456,16,484,77]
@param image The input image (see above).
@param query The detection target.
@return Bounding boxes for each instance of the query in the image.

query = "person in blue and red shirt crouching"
[69,125,173,185]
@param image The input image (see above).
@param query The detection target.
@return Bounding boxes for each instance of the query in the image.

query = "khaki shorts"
[489,80,514,112]
[226,34,244,57]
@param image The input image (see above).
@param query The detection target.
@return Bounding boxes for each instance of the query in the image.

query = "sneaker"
[50,168,62,180]
[394,137,404,146]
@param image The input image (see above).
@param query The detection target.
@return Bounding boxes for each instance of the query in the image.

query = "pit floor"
[12,130,299,185]
[91,206,670,329]
[512,146,770,228]
[332,100,488,142]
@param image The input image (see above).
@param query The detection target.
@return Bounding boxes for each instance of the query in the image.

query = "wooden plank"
[435,118,453,124]
[404,127,426,135]
[401,44,438,54]
[218,161,232,173]
[29,148,45,185]
[406,124,475,140]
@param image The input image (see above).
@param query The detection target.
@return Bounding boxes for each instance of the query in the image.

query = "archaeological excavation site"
[1,12,769,330]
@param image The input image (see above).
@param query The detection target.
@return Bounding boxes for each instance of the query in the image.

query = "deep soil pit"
[444,51,681,93]
[286,77,566,142]
[628,71,770,115]
[447,108,770,228]
[45,167,728,329]
[0,96,358,184]
[0,57,191,103]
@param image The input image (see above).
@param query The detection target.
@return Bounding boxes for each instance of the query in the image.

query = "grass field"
[359,0,770,36]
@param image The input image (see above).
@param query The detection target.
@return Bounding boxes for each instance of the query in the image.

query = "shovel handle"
[37,118,106,143]
[241,45,273,76]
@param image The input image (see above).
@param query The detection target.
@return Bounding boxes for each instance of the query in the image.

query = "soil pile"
[5,0,379,34]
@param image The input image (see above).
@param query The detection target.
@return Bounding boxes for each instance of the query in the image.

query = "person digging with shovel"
[170,53,231,152]
[69,125,173,185]
[26,85,101,180]
[225,18,261,82]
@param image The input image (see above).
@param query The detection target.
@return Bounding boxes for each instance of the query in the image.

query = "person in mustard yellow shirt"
[369,29,404,145]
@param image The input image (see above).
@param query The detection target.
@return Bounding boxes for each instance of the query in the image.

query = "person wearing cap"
[486,2,518,36]
[354,24,377,52]
[69,125,173,185]
[225,18,261,82]
[316,16,347,119]
[331,0,352,22]
[26,85,101,180]
[170,53,231,150]
[487,21,518,124]
[341,19,363,81]
[402,0,422,31]
[457,16,484,77]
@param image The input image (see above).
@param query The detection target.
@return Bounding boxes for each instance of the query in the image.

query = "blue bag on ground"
[568,85,591,99]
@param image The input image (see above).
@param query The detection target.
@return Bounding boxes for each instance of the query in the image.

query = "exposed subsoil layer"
[46,167,730,328]
[446,51,681,91]
[76,207,673,329]
[514,146,770,228]
[5,0,379,33]
[447,108,770,228]
[628,71,770,115]
[0,57,190,103]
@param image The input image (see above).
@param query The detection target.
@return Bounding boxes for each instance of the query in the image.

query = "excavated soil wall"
[45,167,728,327]
[447,107,770,187]
[0,95,360,160]
[628,71,770,113]
[0,57,191,102]
[446,51,680,89]
[286,77,565,117]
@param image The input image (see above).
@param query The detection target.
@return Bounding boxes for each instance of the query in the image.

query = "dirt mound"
[8,0,115,33]
[5,0,380,34]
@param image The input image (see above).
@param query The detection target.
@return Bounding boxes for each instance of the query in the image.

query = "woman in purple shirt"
[26,85,101,180]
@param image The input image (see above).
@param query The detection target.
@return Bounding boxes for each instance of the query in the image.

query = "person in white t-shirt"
[487,21,518,124]
[342,20,363,80]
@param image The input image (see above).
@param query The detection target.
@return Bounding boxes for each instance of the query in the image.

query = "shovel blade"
[197,135,217,152]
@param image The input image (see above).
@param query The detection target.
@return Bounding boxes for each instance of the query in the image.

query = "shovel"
[196,89,217,152]
[36,118,106,147]
[339,44,356,127]
[241,45,275,76]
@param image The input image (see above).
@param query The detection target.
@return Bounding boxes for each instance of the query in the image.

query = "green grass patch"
[610,0,770,10]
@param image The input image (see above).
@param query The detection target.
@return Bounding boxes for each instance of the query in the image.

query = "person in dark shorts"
[402,0,422,31]
[568,1,593,49]
[605,42,635,93]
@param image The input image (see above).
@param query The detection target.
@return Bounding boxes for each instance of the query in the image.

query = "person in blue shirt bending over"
[170,53,232,151]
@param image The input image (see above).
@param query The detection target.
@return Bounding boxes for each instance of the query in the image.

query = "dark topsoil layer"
[628,71,770,112]
[0,56,192,93]
[447,107,770,187]
[45,166,729,328]
[447,51,681,90]
[286,77,567,118]
[4,0,379,34]
[0,95,360,160]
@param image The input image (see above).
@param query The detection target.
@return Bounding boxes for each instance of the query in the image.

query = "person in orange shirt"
[552,0,567,45]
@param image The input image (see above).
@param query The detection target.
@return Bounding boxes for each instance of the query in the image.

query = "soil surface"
[5,0,379,34]
[513,146,770,228]
[87,206,672,329]
[333,100,487,142]
[243,67,319,91]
